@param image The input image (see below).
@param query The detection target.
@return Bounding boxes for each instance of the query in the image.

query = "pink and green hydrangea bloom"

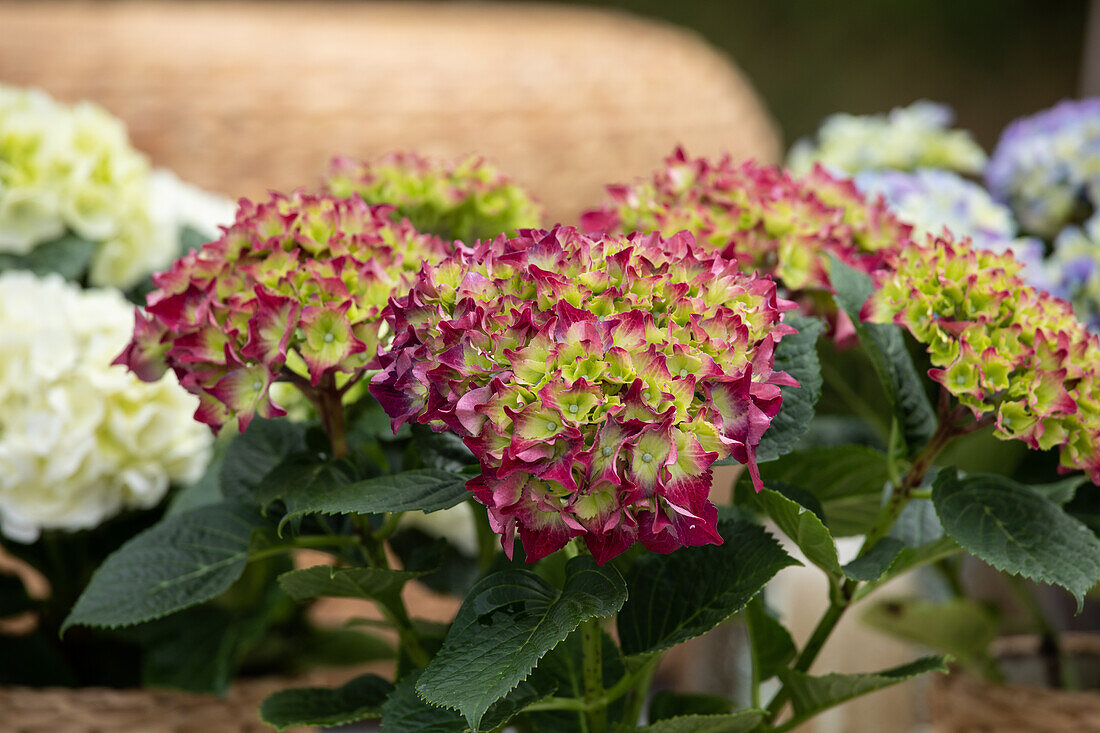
[863,234,1100,483]
[325,152,543,243]
[581,148,913,297]
[115,191,450,431]
[371,225,799,564]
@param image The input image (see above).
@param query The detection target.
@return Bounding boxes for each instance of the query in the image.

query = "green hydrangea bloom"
[325,152,542,242]
[788,101,987,176]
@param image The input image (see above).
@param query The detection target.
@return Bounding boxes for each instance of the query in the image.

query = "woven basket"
[0,0,779,224]
[930,633,1100,733]
[0,665,386,733]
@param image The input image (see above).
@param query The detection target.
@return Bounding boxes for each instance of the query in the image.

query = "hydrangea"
[986,98,1100,238]
[1048,213,1100,333]
[0,84,180,289]
[863,235,1100,483]
[854,168,1048,285]
[581,148,912,294]
[371,226,798,563]
[325,153,542,242]
[787,101,987,176]
[0,271,211,543]
[115,192,450,432]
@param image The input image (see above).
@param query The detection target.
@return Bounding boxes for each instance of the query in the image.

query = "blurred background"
[3,0,1094,223]
[555,0,1091,149]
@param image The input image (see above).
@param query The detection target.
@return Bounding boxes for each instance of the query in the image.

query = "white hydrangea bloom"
[0,84,232,289]
[0,271,212,542]
[788,101,987,176]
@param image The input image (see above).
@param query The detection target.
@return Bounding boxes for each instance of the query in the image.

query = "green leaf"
[745,445,891,536]
[166,441,228,517]
[260,673,394,731]
[297,627,394,667]
[1029,475,1090,505]
[851,499,960,601]
[408,425,478,472]
[745,597,795,681]
[862,597,999,675]
[852,536,960,602]
[648,692,735,721]
[630,710,765,733]
[933,469,1100,611]
[528,629,624,733]
[133,578,282,695]
[779,656,948,719]
[259,456,354,518]
[841,537,905,581]
[618,520,798,656]
[381,671,546,733]
[755,489,841,576]
[278,565,424,612]
[278,469,470,531]
[390,527,481,597]
[829,256,936,453]
[755,314,825,463]
[220,418,309,504]
[889,497,945,547]
[178,225,212,254]
[0,233,96,281]
[63,502,272,631]
[416,556,626,731]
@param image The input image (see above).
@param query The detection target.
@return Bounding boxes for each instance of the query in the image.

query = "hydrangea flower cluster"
[986,98,1100,238]
[854,168,1048,285]
[787,101,987,176]
[0,271,211,543]
[1048,213,1100,333]
[371,226,798,563]
[116,192,450,431]
[863,235,1100,483]
[581,148,912,294]
[325,153,543,242]
[0,84,179,288]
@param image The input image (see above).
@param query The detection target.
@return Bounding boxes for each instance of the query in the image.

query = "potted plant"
[61,107,1098,732]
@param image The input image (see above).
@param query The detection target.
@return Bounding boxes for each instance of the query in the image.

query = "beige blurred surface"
[0,0,780,223]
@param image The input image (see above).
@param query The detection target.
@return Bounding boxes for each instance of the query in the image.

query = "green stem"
[317,374,348,460]
[353,513,431,668]
[581,617,606,733]
[374,512,403,542]
[525,655,659,716]
[745,599,763,710]
[765,408,963,723]
[820,360,890,437]
[621,656,660,727]
[249,534,362,561]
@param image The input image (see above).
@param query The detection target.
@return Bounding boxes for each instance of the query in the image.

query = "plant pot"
[930,633,1100,732]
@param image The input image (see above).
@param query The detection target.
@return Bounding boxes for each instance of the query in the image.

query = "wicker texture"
[0,0,780,224]
[931,634,1100,733]
[0,666,379,733]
